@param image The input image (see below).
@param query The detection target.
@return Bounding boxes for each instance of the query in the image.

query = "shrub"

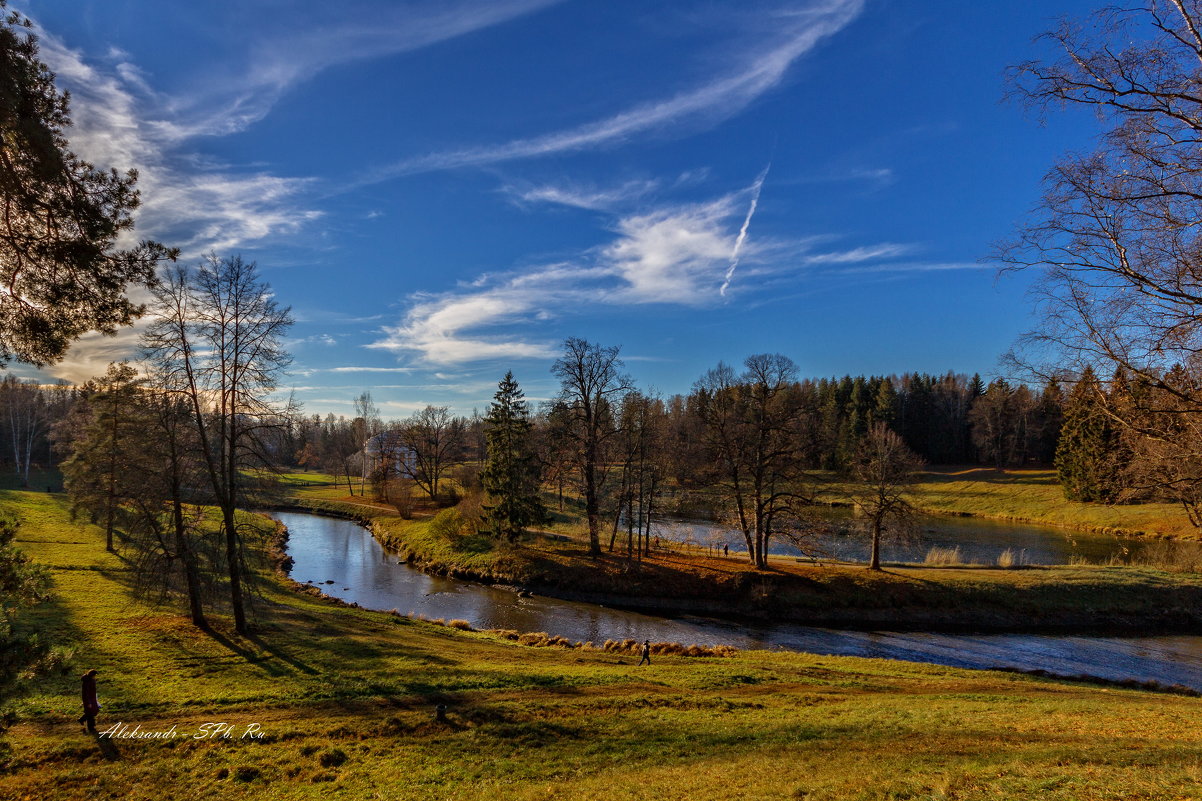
[447,619,473,631]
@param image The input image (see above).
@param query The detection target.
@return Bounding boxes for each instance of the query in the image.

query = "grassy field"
[5,488,1202,800]
[897,468,1197,539]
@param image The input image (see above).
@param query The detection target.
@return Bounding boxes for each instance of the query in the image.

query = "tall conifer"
[481,372,546,542]
[1055,367,1119,501]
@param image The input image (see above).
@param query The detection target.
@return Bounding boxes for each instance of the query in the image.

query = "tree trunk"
[584,449,600,556]
[173,496,208,629]
[869,517,882,571]
[222,504,246,633]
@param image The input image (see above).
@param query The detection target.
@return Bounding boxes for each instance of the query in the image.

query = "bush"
[429,508,465,541]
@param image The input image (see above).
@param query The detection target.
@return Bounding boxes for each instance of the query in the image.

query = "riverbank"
[7,488,1202,800]
[282,494,1202,634]
[896,467,1199,538]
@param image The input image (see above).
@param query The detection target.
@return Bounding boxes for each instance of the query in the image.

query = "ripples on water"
[276,511,1202,691]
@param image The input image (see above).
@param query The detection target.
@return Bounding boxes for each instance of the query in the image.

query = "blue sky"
[16,0,1102,417]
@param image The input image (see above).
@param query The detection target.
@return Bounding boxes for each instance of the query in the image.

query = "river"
[658,512,1202,566]
[275,511,1202,691]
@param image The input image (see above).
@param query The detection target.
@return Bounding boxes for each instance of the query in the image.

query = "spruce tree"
[1055,367,1117,501]
[481,372,546,542]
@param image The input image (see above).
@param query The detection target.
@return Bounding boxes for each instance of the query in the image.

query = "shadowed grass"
[6,488,1202,799]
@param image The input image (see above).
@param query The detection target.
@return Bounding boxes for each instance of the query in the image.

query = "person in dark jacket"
[78,669,99,732]
[638,640,651,666]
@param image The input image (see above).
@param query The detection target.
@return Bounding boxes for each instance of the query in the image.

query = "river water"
[275,511,1202,691]
[659,512,1202,566]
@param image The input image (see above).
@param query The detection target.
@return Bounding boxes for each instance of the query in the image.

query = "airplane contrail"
[719,163,771,297]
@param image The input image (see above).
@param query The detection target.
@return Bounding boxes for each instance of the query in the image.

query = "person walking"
[78,669,99,733]
[638,640,651,666]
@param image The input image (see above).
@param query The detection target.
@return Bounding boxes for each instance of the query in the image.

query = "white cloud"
[839,261,988,274]
[152,0,566,140]
[25,3,553,384]
[37,34,321,260]
[353,0,865,183]
[369,178,784,364]
[505,179,662,211]
[805,244,915,264]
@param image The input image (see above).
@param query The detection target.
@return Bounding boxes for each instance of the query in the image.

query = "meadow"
[4,487,1202,799]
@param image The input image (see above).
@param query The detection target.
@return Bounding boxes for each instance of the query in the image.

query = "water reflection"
[658,512,1202,567]
[277,511,1202,690]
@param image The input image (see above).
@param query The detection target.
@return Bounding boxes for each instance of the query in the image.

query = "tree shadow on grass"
[199,627,320,678]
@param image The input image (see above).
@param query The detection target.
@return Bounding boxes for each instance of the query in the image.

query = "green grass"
[900,468,1198,538]
[815,467,1198,538]
[5,489,1202,799]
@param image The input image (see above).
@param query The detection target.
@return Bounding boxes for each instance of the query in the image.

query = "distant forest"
[0,368,1062,482]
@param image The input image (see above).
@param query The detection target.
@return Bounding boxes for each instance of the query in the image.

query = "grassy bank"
[284,486,1202,633]
[897,468,1197,539]
[6,488,1202,800]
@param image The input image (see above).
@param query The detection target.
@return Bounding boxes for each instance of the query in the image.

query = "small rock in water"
[343,587,350,591]
[325,580,335,584]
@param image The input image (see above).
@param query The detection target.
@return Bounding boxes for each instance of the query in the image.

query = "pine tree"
[481,372,546,542]
[0,4,175,367]
[60,363,145,552]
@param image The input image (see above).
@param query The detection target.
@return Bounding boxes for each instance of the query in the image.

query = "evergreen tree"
[1033,378,1064,464]
[481,372,546,542]
[1055,367,1120,501]
[60,363,144,552]
[870,377,897,427]
[0,3,174,367]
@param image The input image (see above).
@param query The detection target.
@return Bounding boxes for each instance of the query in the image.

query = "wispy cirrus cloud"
[160,0,565,140]
[34,0,566,259]
[353,0,865,184]
[366,191,755,364]
[38,33,322,259]
[804,243,915,264]
[369,173,911,366]
[839,261,988,274]
[325,366,418,374]
[504,179,663,212]
[27,2,558,385]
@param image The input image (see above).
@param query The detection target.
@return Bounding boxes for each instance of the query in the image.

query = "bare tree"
[611,391,666,560]
[851,423,924,571]
[551,338,633,556]
[399,405,465,502]
[690,354,812,568]
[0,375,46,486]
[143,256,294,634]
[1000,2,1202,513]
